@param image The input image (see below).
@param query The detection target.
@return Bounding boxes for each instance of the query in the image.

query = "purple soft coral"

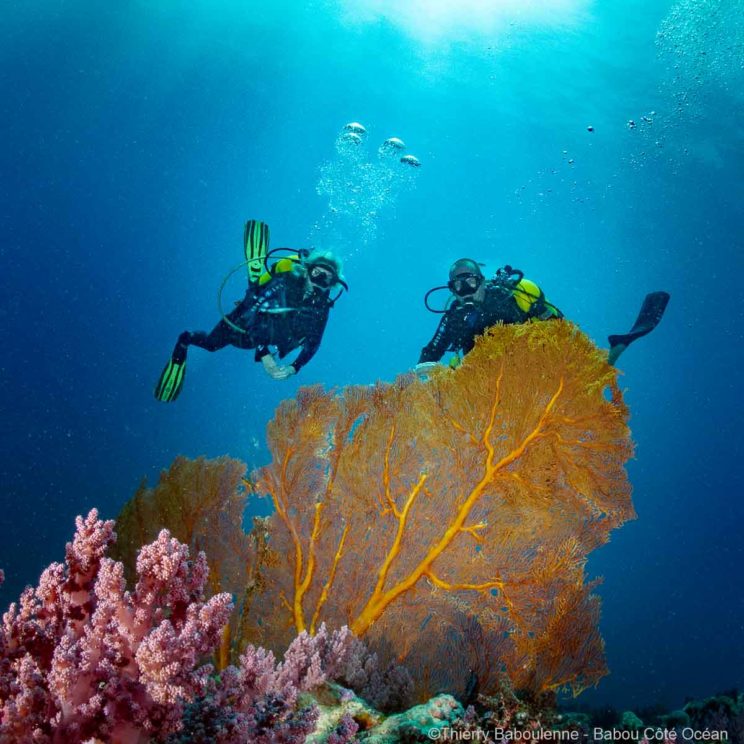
[0,509,232,744]
[175,623,356,744]
[327,713,360,744]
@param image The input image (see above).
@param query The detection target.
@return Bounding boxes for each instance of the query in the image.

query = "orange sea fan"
[243,321,635,699]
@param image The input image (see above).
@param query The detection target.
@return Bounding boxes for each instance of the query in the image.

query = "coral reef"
[2,509,741,744]
[0,510,232,743]
[241,321,635,699]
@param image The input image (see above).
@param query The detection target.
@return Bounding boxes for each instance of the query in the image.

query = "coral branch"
[371,473,428,602]
[294,502,324,632]
[425,570,506,594]
[311,523,350,634]
[274,449,306,626]
[461,523,487,541]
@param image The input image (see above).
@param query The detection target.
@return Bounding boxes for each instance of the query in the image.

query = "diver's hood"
[449,258,485,281]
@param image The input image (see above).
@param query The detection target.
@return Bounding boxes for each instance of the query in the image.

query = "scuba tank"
[491,265,562,319]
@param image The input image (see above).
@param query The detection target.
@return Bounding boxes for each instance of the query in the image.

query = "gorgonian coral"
[241,321,635,699]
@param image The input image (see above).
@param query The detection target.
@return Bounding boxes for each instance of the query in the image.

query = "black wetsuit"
[174,271,332,373]
[419,279,560,363]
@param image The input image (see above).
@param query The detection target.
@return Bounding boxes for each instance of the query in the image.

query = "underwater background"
[1,0,742,714]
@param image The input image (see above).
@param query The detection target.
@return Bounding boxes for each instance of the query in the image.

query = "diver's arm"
[290,309,329,373]
[418,312,454,364]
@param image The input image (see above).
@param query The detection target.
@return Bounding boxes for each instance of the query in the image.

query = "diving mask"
[308,264,337,289]
[449,273,483,297]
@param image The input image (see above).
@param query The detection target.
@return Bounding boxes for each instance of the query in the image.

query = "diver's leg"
[156,318,255,402]
[155,323,239,403]
[179,320,243,354]
[170,332,192,364]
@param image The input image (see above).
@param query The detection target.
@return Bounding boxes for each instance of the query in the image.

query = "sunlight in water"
[338,0,592,41]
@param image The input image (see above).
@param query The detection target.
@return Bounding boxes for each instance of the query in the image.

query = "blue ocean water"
[1,0,742,712]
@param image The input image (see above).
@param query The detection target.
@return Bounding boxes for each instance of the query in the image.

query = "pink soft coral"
[0,510,232,744]
[0,511,361,743]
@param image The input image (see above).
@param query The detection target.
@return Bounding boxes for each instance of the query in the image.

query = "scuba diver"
[154,220,348,402]
[417,258,669,370]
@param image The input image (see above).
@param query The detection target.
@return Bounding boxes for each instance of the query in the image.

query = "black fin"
[608,291,670,365]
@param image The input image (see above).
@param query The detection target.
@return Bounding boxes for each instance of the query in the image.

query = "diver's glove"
[261,354,297,381]
[273,364,296,380]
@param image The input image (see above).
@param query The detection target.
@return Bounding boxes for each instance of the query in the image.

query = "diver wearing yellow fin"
[154,220,347,403]
[417,258,669,371]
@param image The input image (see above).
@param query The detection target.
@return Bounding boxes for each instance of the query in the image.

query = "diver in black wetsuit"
[155,243,346,402]
[178,256,338,375]
[417,258,563,368]
[417,258,668,370]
